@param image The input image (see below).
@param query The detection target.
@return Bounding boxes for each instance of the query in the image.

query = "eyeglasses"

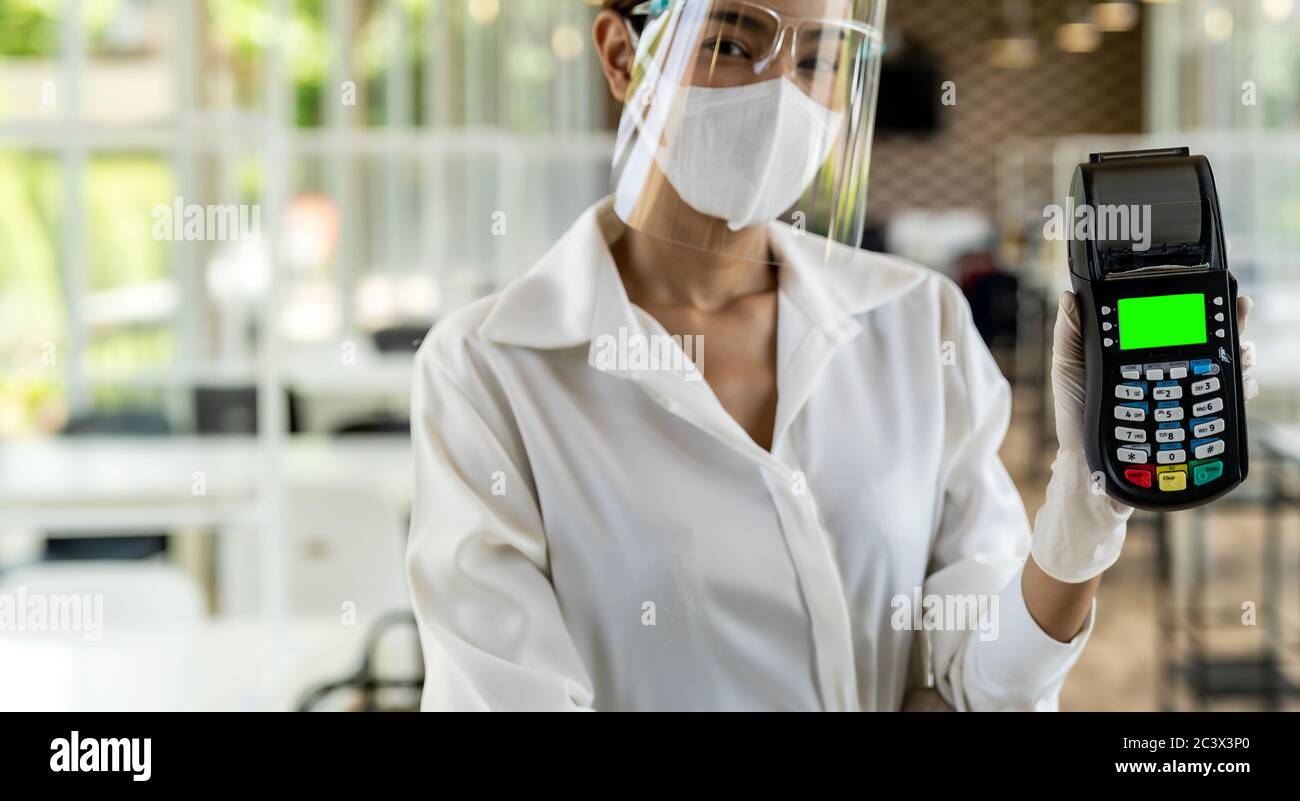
[628,0,880,90]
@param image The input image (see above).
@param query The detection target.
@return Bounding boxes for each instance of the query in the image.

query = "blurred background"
[0,0,1298,711]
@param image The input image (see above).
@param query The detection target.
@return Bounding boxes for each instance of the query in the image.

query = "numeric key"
[1115,426,1146,443]
[1152,381,1182,401]
[1115,403,1147,422]
[1191,377,1221,396]
[1153,404,1184,423]
[1192,398,1224,417]
[1116,383,1145,401]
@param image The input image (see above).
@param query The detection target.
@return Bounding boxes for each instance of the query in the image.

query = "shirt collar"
[478,197,928,349]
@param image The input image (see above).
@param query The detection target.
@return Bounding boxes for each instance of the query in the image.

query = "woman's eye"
[799,56,838,74]
[704,37,752,59]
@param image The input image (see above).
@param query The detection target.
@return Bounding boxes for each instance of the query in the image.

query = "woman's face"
[660,0,861,110]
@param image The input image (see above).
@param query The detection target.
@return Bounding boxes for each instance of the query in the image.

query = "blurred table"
[0,435,411,532]
[1153,420,1300,710]
[1263,424,1300,463]
[0,618,370,711]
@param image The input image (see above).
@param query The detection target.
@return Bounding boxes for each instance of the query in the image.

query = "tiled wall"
[867,0,1145,219]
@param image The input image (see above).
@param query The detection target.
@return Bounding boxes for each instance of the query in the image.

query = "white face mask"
[650,79,844,232]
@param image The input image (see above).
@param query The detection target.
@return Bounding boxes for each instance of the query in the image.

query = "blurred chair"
[194,385,303,434]
[298,611,424,712]
[332,415,410,436]
[62,410,171,436]
[371,325,430,354]
[1155,434,1300,711]
[958,254,1019,351]
[859,217,888,253]
[0,561,205,626]
[47,410,171,561]
[285,486,410,619]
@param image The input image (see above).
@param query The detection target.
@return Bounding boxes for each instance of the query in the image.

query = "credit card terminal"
[1068,148,1248,511]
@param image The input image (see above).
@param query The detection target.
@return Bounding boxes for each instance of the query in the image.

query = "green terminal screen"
[1117,293,1207,350]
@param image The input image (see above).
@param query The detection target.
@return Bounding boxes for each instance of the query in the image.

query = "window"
[0,0,616,435]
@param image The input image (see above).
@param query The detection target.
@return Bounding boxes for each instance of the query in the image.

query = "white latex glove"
[1031,292,1258,584]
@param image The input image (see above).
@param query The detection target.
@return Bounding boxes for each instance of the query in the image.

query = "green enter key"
[1192,459,1224,486]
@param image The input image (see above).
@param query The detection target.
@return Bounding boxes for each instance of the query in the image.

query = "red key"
[1124,467,1153,488]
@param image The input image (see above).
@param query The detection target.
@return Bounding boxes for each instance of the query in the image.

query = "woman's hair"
[603,0,643,14]
[603,0,648,33]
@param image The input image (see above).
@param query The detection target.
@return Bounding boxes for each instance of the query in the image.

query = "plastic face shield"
[611,0,887,260]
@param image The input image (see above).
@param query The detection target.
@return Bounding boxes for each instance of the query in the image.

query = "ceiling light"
[467,0,500,25]
[1262,0,1294,21]
[1092,2,1140,32]
[988,37,1039,69]
[551,24,584,62]
[1057,21,1101,53]
[1204,7,1234,41]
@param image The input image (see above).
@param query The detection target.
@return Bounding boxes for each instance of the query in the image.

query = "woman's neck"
[611,187,774,313]
[613,216,777,313]
[611,161,782,310]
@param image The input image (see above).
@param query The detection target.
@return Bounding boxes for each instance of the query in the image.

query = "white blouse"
[407,198,1092,712]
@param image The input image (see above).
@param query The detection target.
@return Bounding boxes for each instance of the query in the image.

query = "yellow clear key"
[1157,465,1187,492]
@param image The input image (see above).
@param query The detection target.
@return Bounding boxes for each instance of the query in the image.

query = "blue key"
[1157,401,1179,408]
[1191,437,1215,451]
[1159,443,1182,451]
[1191,359,1214,375]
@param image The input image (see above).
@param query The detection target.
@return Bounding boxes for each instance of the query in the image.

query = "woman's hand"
[1029,291,1258,585]
[1051,291,1258,455]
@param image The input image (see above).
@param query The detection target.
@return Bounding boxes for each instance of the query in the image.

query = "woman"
[405,0,1258,711]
